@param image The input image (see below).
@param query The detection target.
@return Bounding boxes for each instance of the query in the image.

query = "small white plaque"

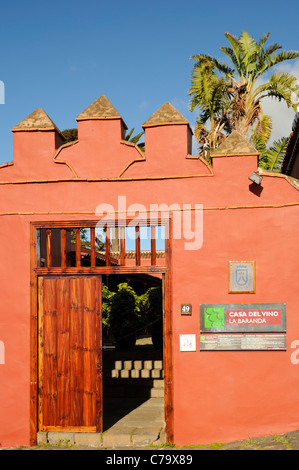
[180,334,196,352]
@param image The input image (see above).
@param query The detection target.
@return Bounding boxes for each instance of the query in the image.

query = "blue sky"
[0,0,298,165]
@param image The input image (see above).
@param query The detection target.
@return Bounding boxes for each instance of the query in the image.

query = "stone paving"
[3,393,299,450]
[35,397,165,450]
[4,430,299,450]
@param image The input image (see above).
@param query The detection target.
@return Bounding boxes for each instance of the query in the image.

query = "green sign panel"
[200,303,286,333]
[203,307,225,329]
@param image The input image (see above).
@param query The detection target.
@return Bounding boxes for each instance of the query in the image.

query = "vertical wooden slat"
[151,226,156,266]
[76,228,81,267]
[120,227,126,266]
[70,278,84,426]
[43,278,58,426]
[90,228,96,267]
[135,226,141,266]
[56,278,70,427]
[105,227,111,266]
[83,278,95,426]
[61,229,66,268]
[46,229,52,267]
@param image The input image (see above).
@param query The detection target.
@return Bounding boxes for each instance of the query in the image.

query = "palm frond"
[238,30,259,76]
[223,32,242,72]
[125,128,134,141]
[267,137,289,172]
[191,54,235,80]
[129,131,144,145]
[257,32,271,49]
[219,46,240,71]
[252,132,267,157]
[257,72,299,110]
[253,132,288,172]
[125,128,145,151]
[255,50,299,78]
[252,113,272,144]
[263,43,282,56]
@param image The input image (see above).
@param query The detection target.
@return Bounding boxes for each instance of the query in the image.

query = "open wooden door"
[38,276,102,433]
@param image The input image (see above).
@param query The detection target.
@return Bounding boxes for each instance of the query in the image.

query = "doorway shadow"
[102,347,163,431]
[103,396,151,430]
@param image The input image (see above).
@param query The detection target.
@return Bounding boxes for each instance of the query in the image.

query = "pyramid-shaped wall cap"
[211,131,259,157]
[11,108,62,134]
[76,94,127,129]
[142,102,191,130]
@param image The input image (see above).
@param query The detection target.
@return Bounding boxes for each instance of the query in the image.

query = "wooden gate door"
[38,276,102,433]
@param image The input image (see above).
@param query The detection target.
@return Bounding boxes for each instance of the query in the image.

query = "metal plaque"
[200,334,286,351]
[181,304,192,315]
[200,303,286,333]
[229,261,255,293]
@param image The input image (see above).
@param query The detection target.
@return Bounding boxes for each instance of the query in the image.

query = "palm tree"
[190,31,299,152]
[189,57,233,157]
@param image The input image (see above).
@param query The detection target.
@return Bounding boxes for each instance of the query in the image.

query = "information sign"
[200,334,286,351]
[200,303,286,333]
[180,334,196,351]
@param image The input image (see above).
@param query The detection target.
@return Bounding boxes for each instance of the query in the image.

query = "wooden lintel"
[35,266,168,275]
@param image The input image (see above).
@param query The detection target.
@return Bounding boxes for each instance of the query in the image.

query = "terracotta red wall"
[0,104,299,447]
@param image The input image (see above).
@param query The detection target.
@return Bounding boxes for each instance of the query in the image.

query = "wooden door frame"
[30,218,173,446]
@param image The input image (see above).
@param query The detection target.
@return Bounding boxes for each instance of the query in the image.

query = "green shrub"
[101,283,163,350]
[109,283,141,349]
[142,287,163,349]
[101,284,115,335]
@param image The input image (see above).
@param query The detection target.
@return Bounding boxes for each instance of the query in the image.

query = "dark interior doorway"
[101,273,164,431]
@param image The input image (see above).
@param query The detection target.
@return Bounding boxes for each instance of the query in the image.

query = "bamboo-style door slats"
[38,276,102,432]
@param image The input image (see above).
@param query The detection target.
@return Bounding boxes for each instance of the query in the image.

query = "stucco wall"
[0,99,299,447]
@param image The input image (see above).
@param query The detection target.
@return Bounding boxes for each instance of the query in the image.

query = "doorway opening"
[30,219,173,446]
[101,273,164,433]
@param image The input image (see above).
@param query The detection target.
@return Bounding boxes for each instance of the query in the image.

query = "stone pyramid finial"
[11,108,60,132]
[142,102,190,128]
[76,94,127,128]
[211,131,259,156]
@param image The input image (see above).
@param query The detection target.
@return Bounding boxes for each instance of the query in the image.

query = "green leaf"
[125,128,134,140]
